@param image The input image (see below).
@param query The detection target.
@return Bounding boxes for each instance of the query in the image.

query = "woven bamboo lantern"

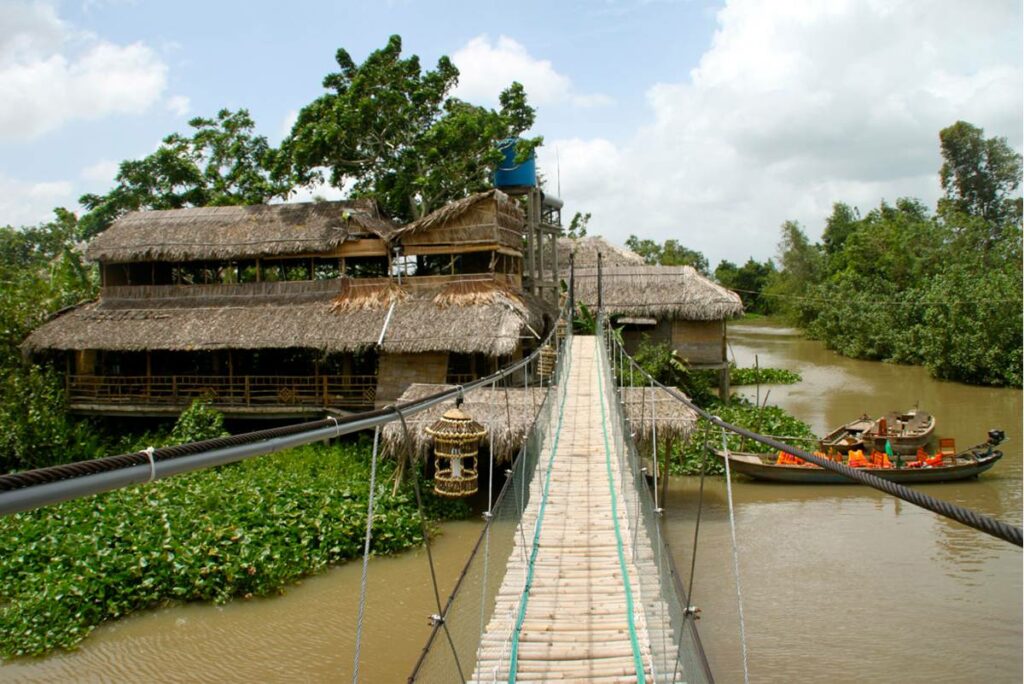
[556,317,568,342]
[426,407,485,498]
[538,343,556,379]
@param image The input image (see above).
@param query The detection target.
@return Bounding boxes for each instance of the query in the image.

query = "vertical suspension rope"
[352,426,381,682]
[720,427,750,684]
[394,408,467,684]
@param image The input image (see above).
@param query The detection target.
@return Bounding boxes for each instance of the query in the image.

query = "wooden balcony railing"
[99,273,519,303]
[67,374,377,410]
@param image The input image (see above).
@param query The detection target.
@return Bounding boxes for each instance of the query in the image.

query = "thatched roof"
[381,383,696,463]
[573,265,743,321]
[393,190,524,251]
[23,279,551,357]
[557,236,645,271]
[86,200,395,263]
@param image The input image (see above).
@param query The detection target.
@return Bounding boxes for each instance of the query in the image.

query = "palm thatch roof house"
[559,236,744,398]
[25,191,553,417]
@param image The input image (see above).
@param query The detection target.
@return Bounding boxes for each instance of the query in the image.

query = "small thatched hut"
[559,236,744,399]
[382,383,697,464]
[25,193,554,418]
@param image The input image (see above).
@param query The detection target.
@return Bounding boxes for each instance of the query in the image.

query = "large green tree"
[938,120,1023,229]
[277,35,540,221]
[78,109,287,238]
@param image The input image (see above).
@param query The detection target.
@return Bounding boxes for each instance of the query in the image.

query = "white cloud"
[166,94,190,116]
[545,0,1022,266]
[452,35,612,108]
[0,174,75,227]
[280,109,299,139]
[0,1,168,142]
[79,158,119,186]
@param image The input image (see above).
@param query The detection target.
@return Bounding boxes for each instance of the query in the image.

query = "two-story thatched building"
[25,191,552,418]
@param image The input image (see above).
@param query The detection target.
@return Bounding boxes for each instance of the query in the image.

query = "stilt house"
[560,236,744,398]
[24,191,554,417]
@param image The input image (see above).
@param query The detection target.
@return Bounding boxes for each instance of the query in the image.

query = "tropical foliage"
[0,440,469,657]
[757,121,1022,386]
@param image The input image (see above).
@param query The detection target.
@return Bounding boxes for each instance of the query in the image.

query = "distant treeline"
[624,122,1022,387]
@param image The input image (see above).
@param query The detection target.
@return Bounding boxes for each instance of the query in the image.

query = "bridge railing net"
[597,319,712,684]
[410,326,574,682]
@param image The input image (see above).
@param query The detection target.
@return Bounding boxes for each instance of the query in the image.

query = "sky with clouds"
[1,0,1020,267]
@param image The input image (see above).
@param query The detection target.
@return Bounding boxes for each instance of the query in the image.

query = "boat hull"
[713,449,1002,484]
[863,410,936,455]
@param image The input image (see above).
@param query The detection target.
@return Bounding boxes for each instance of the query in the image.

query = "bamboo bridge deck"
[472,336,671,683]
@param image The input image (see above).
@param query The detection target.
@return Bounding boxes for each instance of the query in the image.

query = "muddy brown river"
[2,321,1020,682]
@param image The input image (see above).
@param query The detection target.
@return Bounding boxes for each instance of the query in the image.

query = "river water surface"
[1,322,1020,682]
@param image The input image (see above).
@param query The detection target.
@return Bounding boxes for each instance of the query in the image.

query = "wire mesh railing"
[411,317,713,682]
[597,316,713,684]
[409,317,574,682]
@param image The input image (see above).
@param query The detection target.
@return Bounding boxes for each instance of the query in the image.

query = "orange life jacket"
[847,450,868,467]
[871,451,893,468]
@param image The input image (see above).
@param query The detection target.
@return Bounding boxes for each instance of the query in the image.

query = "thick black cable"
[0,303,571,495]
[613,338,1023,548]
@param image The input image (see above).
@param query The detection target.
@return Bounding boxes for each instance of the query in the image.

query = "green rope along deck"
[595,334,648,682]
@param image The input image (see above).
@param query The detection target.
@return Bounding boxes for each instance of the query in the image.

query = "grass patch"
[0,439,469,658]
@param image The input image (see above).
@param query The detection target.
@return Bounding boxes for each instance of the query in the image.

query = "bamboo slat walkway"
[472,335,667,683]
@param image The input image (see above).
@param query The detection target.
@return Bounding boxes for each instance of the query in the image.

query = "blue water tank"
[494,138,537,188]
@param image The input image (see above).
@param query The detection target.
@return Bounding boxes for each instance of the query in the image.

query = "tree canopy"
[624,235,709,274]
[767,121,1022,386]
[78,109,287,239]
[276,35,541,221]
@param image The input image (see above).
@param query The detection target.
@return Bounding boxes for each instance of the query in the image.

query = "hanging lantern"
[426,407,485,498]
[538,343,556,379]
[556,317,568,342]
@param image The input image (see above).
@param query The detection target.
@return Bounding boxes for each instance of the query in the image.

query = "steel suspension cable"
[394,407,467,684]
[720,427,750,684]
[352,425,381,682]
[610,338,1023,548]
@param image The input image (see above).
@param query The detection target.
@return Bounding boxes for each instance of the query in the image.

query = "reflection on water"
[1,321,1019,682]
[669,321,1022,683]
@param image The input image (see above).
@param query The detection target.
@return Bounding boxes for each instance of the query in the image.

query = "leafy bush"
[672,398,817,476]
[0,440,469,657]
[729,365,802,385]
[169,399,229,445]
[0,366,105,473]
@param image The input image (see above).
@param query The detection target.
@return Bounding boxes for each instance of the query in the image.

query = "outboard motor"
[987,429,1005,446]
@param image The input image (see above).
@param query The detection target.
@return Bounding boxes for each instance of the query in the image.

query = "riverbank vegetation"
[0,438,469,658]
[715,121,1023,387]
[627,338,814,476]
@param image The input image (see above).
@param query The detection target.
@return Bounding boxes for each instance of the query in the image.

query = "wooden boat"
[819,416,874,454]
[712,437,1004,484]
[863,408,935,455]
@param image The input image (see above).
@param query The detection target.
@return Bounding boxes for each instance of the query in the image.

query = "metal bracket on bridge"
[684,606,702,620]
[428,613,444,627]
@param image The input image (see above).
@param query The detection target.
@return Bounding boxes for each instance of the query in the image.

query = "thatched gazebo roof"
[557,236,645,271]
[382,383,697,463]
[392,189,525,252]
[86,200,395,263]
[573,265,743,321]
[23,279,550,357]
